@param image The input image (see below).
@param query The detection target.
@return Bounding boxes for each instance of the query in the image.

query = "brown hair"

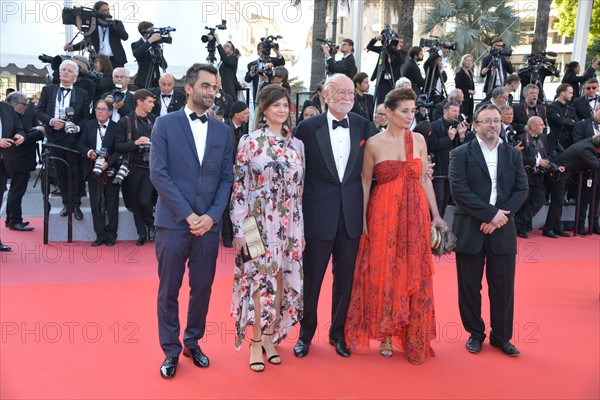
[133,89,154,105]
[384,88,417,111]
[473,104,501,123]
[255,84,293,135]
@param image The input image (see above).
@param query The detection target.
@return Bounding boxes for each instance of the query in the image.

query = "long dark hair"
[255,84,293,135]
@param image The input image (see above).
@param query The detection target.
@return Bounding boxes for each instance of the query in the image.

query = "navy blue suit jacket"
[150,108,234,230]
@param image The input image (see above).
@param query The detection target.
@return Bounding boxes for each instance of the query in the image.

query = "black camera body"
[420,37,457,52]
[62,7,113,31]
[525,52,559,76]
[416,94,435,109]
[316,38,339,56]
[381,25,399,47]
[201,20,227,44]
[111,83,125,103]
[151,26,176,45]
[451,114,472,130]
[92,147,108,176]
[61,107,77,135]
[139,142,151,163]
[490,45,513,58]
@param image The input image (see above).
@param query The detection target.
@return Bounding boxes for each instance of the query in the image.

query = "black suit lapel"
[469,140,490,178]
[342,115,361,185]
[497,143,509,181]
[314,119,340,182]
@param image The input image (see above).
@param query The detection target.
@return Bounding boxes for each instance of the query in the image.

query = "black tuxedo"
[449,138,528,343]
[573,117,599,143]
[326,54,357,80]
[0,102,26,215]
[149,88,186,116]
[132,38,167,89]
[402,59,425,95]
[512,102,547,135]
[295,111,371,343]
[562,66,596,99]
[547,100,578,151]
[572,95,600,121]
[480,55,513,96]
[217,45,239,98]
[72,21,128,67]
[351,92,375,121]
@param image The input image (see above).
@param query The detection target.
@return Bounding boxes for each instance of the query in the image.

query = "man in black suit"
[293,74,371,358]
[245,43,286,103]
[480,37,514,98]
[65,1,128,68]
[322,39,358,80]
[132,21,168,89]
[214,33,239,98]
[36,59,89,220]
[351,72,375,121]
[427,101,469,218]
[512,84,547,135]
[100,68,135,123]
[4,92,44,232]
[449,104,528,357]
[366,33,406,105]
[572,78,599,121]
[0,101,26,251]
[150,73,186,117]
[432,89,464,122]
[77,99,121,246]
[546,83,577,152]
[369,103,388,135]
[402,46,426,96]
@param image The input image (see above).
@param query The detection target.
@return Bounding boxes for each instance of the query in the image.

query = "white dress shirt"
[98,26,114,57]
[185,105,208,165]
[326,111,351,182]
[160,93,173,116]
[476,136,501,206]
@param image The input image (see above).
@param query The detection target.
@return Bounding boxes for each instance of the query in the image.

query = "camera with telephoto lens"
[92,147,108,176]
[419,37,457,52]
[61,107,77,135]
[316,38,339,56]
[489,44,513,57]
[150,26,176,45]
[113,155,130,185]
[62,6,113,32]
[524,52,559,76]
[201,20,227,44]
[111,83,124,103]
[450,113,472,130]
[139,142,151,163]
[415,94,435,109]
[381,25,399,48]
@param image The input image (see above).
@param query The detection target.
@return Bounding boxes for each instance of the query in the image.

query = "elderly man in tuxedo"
[150,63,233,379]
[293,73,372,358]
[36,59,89,220]
[150,73,186,117]
[449,104,528,357]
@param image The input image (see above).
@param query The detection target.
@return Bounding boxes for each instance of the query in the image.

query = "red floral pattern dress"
[230,127,304,350]
[345,130,436,365]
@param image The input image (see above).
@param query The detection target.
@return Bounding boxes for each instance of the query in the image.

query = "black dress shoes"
[147,227,156,242]
[92,237,106,247]
[183,346,210,368]
[293,339,310,358]
[466,337,483,354]
[160,356,179,379]
[329,339,351,357]
[577,228,589,236]
[555,230,570,237]
[490,340,520,356]
[60,207,68,217]
[542,230,559,239]
[105,238,116,246]
[517,230,529,239]
[9,223,34,232]
[73,207,84,221]
[136,235,147,246]
[0,243,11,252]
[593,226,600,235]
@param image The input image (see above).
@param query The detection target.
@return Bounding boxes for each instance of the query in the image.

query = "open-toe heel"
[262,333,281,365]
[249,339,265,372]
[379,339,393,358]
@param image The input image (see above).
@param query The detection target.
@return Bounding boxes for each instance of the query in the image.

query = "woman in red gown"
[345,88,446,365]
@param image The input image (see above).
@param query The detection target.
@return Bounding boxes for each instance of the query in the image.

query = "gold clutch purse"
[241,216,267,262]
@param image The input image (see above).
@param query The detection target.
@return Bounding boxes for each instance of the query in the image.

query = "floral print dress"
[230,126,305,350]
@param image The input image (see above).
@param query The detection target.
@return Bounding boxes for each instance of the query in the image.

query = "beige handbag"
[240,216,267,262]
[431,225,457,256]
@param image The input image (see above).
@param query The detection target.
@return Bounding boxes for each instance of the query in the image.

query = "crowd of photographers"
[1,1,599,252]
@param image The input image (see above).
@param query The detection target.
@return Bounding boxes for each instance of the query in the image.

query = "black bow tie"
[98,124,106,129]
[190,112,208,123]
[532,135,540,141]
[589,97,597,103]
[332,118,348,129]
[60,87,72,93]
[162,94,171,99]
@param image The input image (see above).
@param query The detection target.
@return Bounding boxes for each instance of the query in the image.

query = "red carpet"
[1,220,599,399]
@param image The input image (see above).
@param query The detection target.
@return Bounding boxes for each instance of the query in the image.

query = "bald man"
[150,73,187,116]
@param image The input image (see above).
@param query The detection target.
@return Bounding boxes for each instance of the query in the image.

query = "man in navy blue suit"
[150,63,233,379]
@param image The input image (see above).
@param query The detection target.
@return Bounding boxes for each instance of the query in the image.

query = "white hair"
[60,59,79,76]
[395,77,411,89]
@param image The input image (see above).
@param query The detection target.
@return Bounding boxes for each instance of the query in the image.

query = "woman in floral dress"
[230,84,305,372]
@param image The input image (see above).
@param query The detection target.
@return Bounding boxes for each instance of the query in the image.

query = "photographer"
[499,105,519,146]
[36,59,89,220]
[245,41,285,103]
[423,47,449,105]
[513,84,547,135]
[402,46,425,96]
[427,101,469,217]
[475,86,509,111]
[77,99,120,246]
[132,21,168,89]
[480,37,513,98]
[518,53,558,102]
[100,67,135,123]
[115,89,156,246]
[562,60,598,99]
[214,33,238,98]
[64,1,128,68]
[546,83,578,152]
[432,89,464,122]
[367,31,406,105]
[351,72,375,121]
[322,38,357,80]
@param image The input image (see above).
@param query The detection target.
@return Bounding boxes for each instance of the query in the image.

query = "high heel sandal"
[379,339,393,358]
[262,333,281,365]
[249,339,265,372]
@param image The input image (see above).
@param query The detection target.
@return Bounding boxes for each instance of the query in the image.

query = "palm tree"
[531,0,552,53]
[309,0,329,91]
[421,0,521,70]
[380,0,415,50]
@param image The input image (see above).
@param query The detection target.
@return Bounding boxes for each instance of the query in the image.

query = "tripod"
[145,43,166,89]
[373,45,395,108]
[483,55,501,96]
[424,60,447,104]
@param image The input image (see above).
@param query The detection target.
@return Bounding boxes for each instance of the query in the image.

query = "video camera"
[62,6,113,32]
[381,25,399,48]
[525,51,559,74]
[201,20,227,44]
[38,54,103,81]
[259,35,282,58]
[150,26,176,45]
[489,44,513,58]
[416,94,435,109]
[316,38,339,56]
[419,37,457,52]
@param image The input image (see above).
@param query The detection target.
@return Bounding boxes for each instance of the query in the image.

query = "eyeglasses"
[95,107,110,112]
[17,102,27,106]
[376,112,387,116]
[586,86,598,90]
[477,119,502,126]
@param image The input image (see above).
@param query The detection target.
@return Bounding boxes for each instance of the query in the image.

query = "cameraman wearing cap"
[132,21,168,89]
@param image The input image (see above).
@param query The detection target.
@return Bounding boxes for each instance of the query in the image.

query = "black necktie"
[529,106,537,116]
[332,118,348,129]
[190,112,208,123]
[163,94,171,99]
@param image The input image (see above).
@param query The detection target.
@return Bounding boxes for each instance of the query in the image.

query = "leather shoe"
[466,337,483,354]
[577,228,589,236]
[147,227,156,242]
[517,230,529,239]
[136,235,146,246]
[105,238,116,246]
[92,237,106,247]
[593,226,600,235]
[9,223,34,232]
[555,230,570,237]
[183,346,210,368]
[73,207,84,221]
[329,339,351,357]
[160,356,178,379]
[0,243,11,252]
[293,339,310,358]
[60,207,68,217]
[490,340,520,356]
[542,230,559,239]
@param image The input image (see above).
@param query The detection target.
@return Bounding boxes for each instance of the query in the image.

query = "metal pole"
[572,0,594,69]
[351,0,363,72]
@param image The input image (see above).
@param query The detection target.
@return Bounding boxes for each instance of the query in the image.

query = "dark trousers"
[577,170,600,228]
[50,145,83,209]
[122,167,154,236]
[0,160,7,243]
[515,175,546,231]
[300,209,360,343]
[543,172,569,232]
[220,189,233,241]
[156,228,219,356]
[6,171,30,226]
[88,176,120,241]
[456,236,516,343]
[433,177,451,218]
